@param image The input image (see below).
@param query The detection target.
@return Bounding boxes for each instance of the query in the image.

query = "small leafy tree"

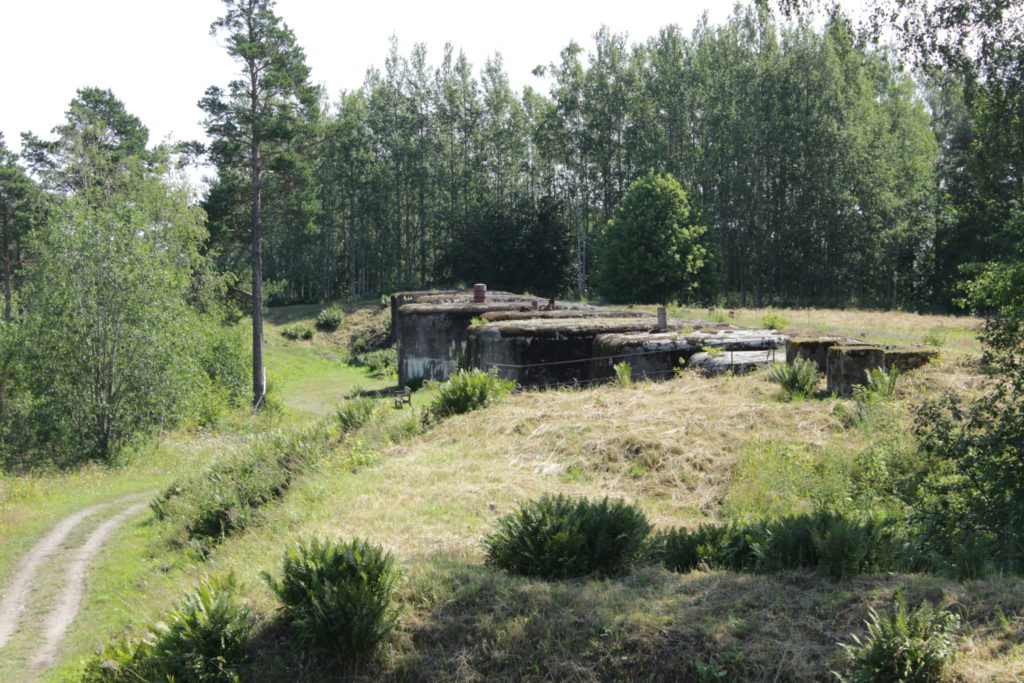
[18,155,206,462]
[593,170,716,304]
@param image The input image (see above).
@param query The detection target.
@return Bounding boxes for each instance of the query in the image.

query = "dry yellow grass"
[670,305,982,356]
[47,304,1017,681]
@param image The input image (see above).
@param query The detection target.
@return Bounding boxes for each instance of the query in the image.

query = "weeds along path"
[0,494,150,672]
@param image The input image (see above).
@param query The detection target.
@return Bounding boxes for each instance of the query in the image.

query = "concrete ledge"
[884,347,940,372]
[786,337,846,372]
[826,345,885,396]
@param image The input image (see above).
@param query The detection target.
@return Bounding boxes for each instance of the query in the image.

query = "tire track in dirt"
[30,500,149,670]
[0,503,109,649]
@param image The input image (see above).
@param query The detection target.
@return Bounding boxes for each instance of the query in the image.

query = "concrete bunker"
[592,325,787,381]
[393,290,605,385]
[466,316,680,387]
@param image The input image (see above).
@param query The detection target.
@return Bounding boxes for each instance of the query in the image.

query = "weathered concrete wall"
[466,317,684,388]
[688,350,778,376]
[785,337,848,372]
[395,293,608,385]
[826,345,885,396]
[592,326,786,381]
[884,347,940,372]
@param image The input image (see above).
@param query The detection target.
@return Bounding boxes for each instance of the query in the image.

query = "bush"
[842,594,960,683]
[264,537,399,660]
[315,304,345,331]
[152,421,334,549]
[654,511,902,577]
[281,324,314,341]
[429,368,515,419]
[613,361,632,387]
[761,310,789,330]
[348,347,397,376]
[336,396,385,433]
[770,358,818,399]
[864,365,900,398]
[484,494,651,579]
[79,575,252,682]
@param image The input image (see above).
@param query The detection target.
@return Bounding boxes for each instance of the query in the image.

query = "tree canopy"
[593,171,714,304]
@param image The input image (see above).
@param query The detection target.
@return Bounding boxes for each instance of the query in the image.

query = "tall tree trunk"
[250,64,265,410]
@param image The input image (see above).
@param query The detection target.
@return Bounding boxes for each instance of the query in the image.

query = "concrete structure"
[466,316,672,387]
[592,325,786,381]
[785,337,848,372]
[687,350,779,376]
[884,347,940,372]
[826,345,885,396]
[393,290,603,385]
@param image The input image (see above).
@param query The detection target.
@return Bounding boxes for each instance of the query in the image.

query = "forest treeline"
[201,5,987,310]
[0,0,1022,461]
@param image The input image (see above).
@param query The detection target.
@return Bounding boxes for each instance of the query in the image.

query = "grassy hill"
[5,303,1022,681]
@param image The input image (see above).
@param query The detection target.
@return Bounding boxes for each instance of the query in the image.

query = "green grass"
[8,302,1018,681]
[263,305,395,415]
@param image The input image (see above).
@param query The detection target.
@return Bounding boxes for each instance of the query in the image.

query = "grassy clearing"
[9,303,1019,681]
[263,304,396,415]
[58,357,1012,680]
[668,305,982,357]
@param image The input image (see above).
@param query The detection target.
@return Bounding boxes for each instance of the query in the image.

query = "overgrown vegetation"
[263,537,399,661]
[484,494,651,579]
[428,368,515,419]
[651,510,904,578]
[841,594,960,683]
[314,304,345,331]
[770,357,818,399]
[347,346,397,376]
[150,421,338,551]
[613,361,632,387]
[280,324,314,341]
[335,397,385,434]
[79,575,252,682]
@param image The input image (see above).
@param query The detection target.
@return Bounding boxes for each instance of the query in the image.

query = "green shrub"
[656,511,902,577]
[701,344,724,357]
[79,575,252,682]
[842,595,960,683]
[349,347,397,376]
[264,537,399,660]
[865,365,900,398]
[336,396,385,433]
[315,304,345,331]
[152,421,334,548]
[649,526,702,572]
[484,494,651,579]
[613,361,632,387]
[429,368,515,419]
[770,357,818,399]
[761,310,789,330]
[281,324,314,341]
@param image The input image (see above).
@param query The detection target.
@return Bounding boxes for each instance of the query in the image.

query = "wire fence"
[402,344,781,389]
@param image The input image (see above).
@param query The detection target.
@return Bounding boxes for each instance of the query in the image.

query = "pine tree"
[200,0,319,409]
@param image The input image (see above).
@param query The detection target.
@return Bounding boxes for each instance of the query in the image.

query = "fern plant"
[842,594,960,682]
[770,357,818,399]
[484,494,651,579]
[264,537,399,660]
[613,361,633,387]
[865,365,901,398]
[315,304,345,331]
[429,368,515,418]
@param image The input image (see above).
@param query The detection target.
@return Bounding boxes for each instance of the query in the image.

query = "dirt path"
[0,494,151,673]
[30,501,149,670]
[0,503,109,649]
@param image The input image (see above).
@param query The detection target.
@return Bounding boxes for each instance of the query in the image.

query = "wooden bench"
[393,385,412,408]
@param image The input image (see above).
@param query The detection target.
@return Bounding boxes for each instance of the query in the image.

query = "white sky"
[2,0,864,155]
